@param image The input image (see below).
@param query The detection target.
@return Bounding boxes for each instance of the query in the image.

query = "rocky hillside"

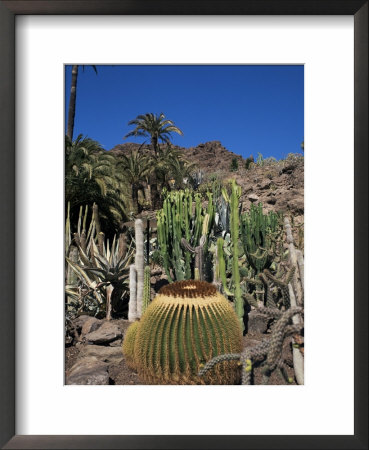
[109,141,304,220]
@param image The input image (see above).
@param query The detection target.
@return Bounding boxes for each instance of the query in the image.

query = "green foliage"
[116,147,152,213]
[230,157,239,172]
[156,190,215,281]
[244,156,254,170]
[133,280,243,384]
[65,134,127,234]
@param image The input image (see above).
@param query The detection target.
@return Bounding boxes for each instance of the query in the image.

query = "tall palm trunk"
[150,136,160,208]
[132,182,141,213]
[67,65,79,140]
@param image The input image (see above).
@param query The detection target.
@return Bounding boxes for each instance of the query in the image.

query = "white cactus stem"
[135,219,144,318]
[128,264,137,321]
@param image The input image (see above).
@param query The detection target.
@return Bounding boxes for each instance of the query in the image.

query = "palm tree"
[124,113,183,155]
[66,65,97,140]
[65,134,127,233]
[116,148,152,214]
[167,158,197,190]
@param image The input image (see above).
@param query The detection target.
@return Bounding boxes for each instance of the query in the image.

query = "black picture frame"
[0,1,367,449]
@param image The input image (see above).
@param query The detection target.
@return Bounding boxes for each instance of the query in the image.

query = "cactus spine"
[133,280,243,384]
[142,265,151,315]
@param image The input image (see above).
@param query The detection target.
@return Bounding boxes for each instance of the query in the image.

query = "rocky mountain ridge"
[109,140,304,220]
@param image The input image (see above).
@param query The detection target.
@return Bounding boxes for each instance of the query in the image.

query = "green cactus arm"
[230,180,244,331]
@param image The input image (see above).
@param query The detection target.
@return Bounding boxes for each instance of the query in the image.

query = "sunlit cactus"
[122,321,140,370]
[133,280,243,384]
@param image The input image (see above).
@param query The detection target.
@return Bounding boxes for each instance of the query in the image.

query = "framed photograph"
[1,1,367,449]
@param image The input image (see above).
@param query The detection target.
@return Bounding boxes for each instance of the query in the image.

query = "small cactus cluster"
[122,280,243,384]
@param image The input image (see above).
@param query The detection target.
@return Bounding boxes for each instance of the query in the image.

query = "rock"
[79,345,124,365]
[72,315,92,332]
[248,193,259,203]
[247,311,270,334]
[259,180,271,190]
[85,321,122,345]
[66,357,109,385]
[150,276,157,285]
[288,198,304,215]
[109,339,123,347]
[81,317,102,336]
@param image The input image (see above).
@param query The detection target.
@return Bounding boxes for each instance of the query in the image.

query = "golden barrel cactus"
[122,321,140,370]
[133,280,243,384]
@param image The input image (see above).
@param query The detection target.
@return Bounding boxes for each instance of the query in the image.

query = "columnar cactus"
[142,265,151,315]
[128,264,137,322]
[135,219,144,318]
[156,190,215,281]
[229,180,244,332]
[133,280,243,384]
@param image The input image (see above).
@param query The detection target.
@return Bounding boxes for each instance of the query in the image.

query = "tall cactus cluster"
[123,280,243,384]
[215,181,245,331]
[156,190,215,282]
[241,203,283,273]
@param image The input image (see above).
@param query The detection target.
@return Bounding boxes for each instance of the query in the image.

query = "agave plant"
[65,203,133,319]
[66,243,133,320]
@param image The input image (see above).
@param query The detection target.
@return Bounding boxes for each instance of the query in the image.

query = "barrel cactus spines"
[122,321,140,370]
[142,265,151,315]
[133,280,243,385]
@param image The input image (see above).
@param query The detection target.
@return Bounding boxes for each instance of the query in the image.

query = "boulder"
[81,317,102,336]
[66,357,109,385]
[248,193,259,203]
[72,315,93,332]
[84,321,122,345]
[79,345,124,365]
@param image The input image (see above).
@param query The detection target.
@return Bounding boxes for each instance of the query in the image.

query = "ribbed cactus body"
[134,280,242,384]
[122,321,140,370]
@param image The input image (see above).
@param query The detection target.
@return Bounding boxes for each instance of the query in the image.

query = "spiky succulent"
[133,280,243,385]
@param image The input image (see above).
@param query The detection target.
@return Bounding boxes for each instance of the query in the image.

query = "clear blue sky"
[65,65,304,160]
